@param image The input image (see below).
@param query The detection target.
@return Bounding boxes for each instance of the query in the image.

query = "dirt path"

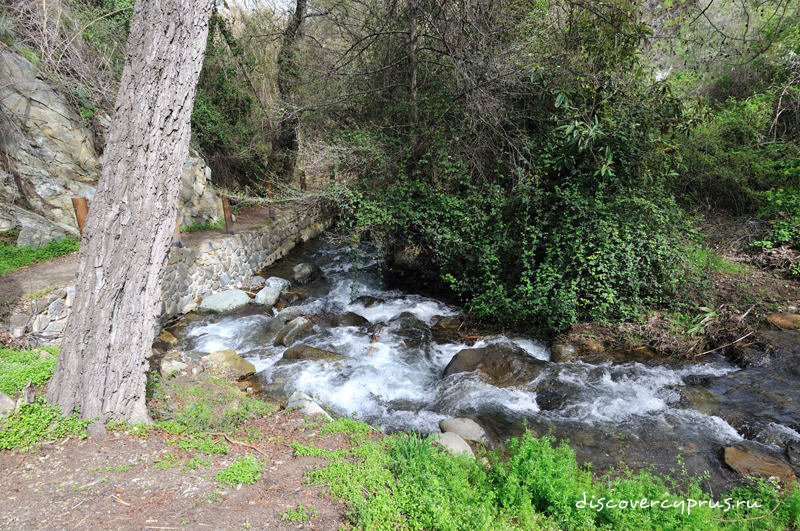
[0,409,352,531]
[0,204,299,318]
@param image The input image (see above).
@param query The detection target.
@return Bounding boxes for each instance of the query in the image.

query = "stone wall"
[9,204,332,343]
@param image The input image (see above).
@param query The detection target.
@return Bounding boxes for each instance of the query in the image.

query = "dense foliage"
[0,237,79,275]
[300,423,800,531]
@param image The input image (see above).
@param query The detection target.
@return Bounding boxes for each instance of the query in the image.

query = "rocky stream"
[163,237,800,494]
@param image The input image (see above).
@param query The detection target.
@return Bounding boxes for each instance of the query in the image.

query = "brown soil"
[0,409,356,531]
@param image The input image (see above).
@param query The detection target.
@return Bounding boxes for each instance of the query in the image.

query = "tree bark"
[47,0,215,424]
[267,0,307,182]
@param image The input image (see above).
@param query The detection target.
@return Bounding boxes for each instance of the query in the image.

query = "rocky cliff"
[0,46,222,247]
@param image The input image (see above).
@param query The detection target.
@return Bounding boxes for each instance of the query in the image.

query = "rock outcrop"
[0,48,222,247]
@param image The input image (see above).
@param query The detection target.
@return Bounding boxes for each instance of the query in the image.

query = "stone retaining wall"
[9,204,332,343]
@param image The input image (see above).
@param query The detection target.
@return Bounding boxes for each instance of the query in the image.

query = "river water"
[171,238,800,491]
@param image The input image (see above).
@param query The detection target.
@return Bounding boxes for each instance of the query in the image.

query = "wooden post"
[71,197,89,235]
[172,217,183,247]
[221,196,234,234]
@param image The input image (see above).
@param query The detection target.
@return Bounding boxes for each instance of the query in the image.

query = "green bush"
[339,86,687,333]
[0,237,80,275]
[675,92,800,214]
[304,430,800,531]
[750,187,800,253]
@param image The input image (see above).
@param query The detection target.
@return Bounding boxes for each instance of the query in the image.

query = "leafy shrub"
[0,399,90,450]
[304,430,800,531]
[214,455,264,486]
[0,237,80,275]
[750,187,800,253]
[0,348,57,395]
[675,92,800,214]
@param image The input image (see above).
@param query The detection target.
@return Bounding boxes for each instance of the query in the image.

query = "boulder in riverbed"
[723,443,796,486]
[443,342,548,387]
[201,349,256,380]
[282,344,345,362]
[332,312,370,327]
[200,289,250,312]
[352,295,384,308]
[439,418,488,445]
[287,390,332,420]
[431,431,474,457]
[293,263,321,284]
[255,277,291,308]
[274,316,313,347]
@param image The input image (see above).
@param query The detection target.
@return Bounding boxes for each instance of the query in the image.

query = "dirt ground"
[0,409,354,531]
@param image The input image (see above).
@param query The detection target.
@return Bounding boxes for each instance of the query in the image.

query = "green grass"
[319,417,374,436]
[21,287,56,300]
[180,218,224,233]
[0,399,90,450]
[302,424,800,531]
[176,435,229,455]
[0,237,80,275]
[686,245,751,276]
[214,455,264,486]
[283,504,318,522]
[0,347,58,396]
[149,377,277,433]
[154,452,181,469]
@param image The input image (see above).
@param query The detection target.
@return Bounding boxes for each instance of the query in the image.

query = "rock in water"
[201,349,256,380]
[439,418,489,445]
[274,316,313,347]
[332,312,370,327]
[282,344,345,362]
[351,295,384,307]
[287,390,332,420]
[292,263,321,284]
[443,342,548,387]
[199,290,250,312]
[766,312,800,330]
[254,277,292,307]
[431,432,474,457]
[724,443,796,486]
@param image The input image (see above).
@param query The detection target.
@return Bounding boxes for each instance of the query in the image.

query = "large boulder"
[443,342,548,387]
[254,277,292,307]
[282,344,345,362]
[431,315,463,342]
[201,350,256,380]
[274,316,313,347]
[200,289,250,312]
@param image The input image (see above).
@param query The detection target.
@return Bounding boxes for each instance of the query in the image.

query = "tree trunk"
[268,0,307,182]
[47,0,215,424]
